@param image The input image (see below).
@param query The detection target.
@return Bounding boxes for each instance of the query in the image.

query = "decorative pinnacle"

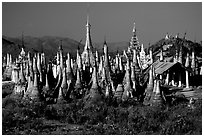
[104,35,107,45]
[183,32,187,39]
[59,40,63,50]
[133,22,136,33]
[86,14,90,27]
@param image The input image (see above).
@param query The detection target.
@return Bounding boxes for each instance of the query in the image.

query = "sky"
[2,2,202,47]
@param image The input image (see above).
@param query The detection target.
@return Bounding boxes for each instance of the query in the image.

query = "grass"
[2,93,202,135]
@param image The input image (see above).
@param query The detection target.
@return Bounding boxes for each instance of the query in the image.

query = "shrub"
[2,96,47,134]
[2,95,202,135]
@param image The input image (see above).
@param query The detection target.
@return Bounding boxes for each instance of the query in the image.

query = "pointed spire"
[71,58,74,69]
[31,71,39,99]
[56,52,60,65]
[133,49,141,73]
[78,54,83,70]
[19,63,26,83]
[20,48,26,58]
[25,60,30,80]
[183,32,187,40]
[54,65,62,92]
[59,40,63,51]
[115,55,119,69]
[9,54,12,66]
[86,13,89,26]
[95,50,99,65]
[133,49,137,64]
[57,88,64,103]
[153,72,157,93]
[33,57,38,74]
[75,67,82,89]
[131,64,137,92]
[100,66,110,96]
[61,67,68,89]
[139,44,146,68]
[45,73,50,89]
[126,58,130,70]
[66,53,74,81]
[23,75,34,98]
[122,63,133,101]
[133,22,136,33]
[104,40,110,69]
[191,50,195,70]
[37,53,42,73]
[98,56,103,74]
[33,71,38,87]
[152,79,164,106]
[155,79,160,94]
[28,55,34,80]
[86,47,91,67]
[125,63,131,84]
[84,14,93,51]
[101,66,107,82]
[185,52,190,68]
[160,48,163,61]
[6,53,9,66]
[178,46,183,64]
[149,48,153,64]
[91,61,99,89]
[37,53,43,82]
[130,22,140,51]
[103,40,111,81]
[76,47,80,65]
[123,50,128,59]
[27,51,31,63]
[60,50,64,70]
[147,65,154,89]
[131,64,136,82]
[66,53,71,71]
[26,76,32,92]
[119,56,123,71]
[15,68,19,84]
[41,52,47,73]
[143,65,154,105]
[104,35,107,45]
[141,43,144,52]
[174,48,178,63]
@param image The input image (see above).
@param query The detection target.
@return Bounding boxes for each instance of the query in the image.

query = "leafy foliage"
[2,94,202,135]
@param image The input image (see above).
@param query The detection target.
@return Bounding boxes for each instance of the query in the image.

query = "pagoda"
[129,22,140,52]
[81,15,94,67]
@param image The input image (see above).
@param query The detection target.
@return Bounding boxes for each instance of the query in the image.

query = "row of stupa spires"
[5,36,198,105]
[3,40,198,105]
[2,17,201,106]
[4,39,155,103]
